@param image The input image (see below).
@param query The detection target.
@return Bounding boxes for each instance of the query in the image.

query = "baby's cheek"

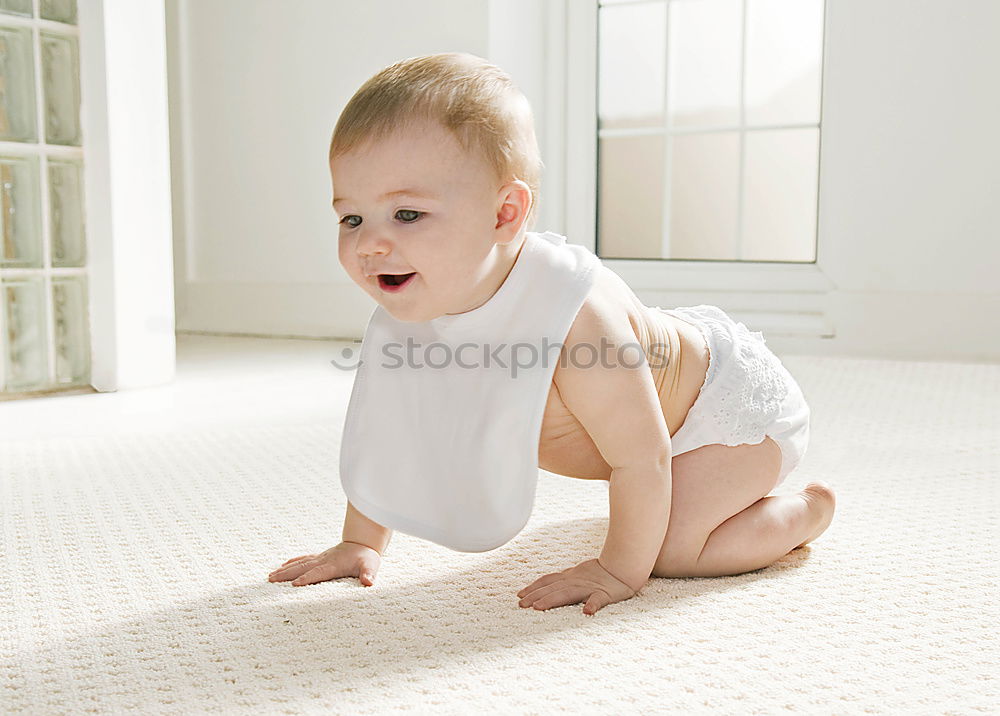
[338,248,361,279]
[336,242,350,268]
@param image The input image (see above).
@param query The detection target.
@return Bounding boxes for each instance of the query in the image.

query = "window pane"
[3,278,48,391]
[0,154,42,267]
[52,276,89,385]
[741,128,819,262]
[598,133,665,259]
[49,159,86,267]
[0,0,32,17]
[0,26,38,142]
[668,0,742,128]
[40,0,77,25]
[41,32,82,146]
[598,1,667,131]
[668,131,740,260]
[745,0,824,125]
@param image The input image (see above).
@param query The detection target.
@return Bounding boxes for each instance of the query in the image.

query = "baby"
[268,52,835,615]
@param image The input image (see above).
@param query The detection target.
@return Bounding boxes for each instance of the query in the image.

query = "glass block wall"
[0,0,91,396]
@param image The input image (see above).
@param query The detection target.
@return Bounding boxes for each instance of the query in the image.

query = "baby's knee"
[651,545,703,579]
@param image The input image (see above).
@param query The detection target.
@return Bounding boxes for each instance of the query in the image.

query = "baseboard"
[177,280,374,340]
[176,281,1000,361]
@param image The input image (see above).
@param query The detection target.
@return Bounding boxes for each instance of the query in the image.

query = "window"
[596,0,824,262]
[0,0,90,396]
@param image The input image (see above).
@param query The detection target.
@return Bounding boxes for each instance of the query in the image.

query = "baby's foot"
[794,480,836,548]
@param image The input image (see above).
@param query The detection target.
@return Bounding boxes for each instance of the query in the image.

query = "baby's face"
[331,119,519,322]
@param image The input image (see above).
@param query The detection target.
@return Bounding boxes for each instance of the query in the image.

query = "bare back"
[538,266,710,480]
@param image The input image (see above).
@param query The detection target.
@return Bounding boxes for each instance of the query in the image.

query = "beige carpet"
[1,334,997,714]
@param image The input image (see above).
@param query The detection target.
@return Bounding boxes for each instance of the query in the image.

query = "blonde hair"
[329,52,542,230]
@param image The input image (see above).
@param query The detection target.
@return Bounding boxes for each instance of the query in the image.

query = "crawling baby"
[268,52,835,615]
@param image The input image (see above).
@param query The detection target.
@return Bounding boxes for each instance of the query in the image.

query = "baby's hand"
[517,558,638,615]
[268,541,381,587]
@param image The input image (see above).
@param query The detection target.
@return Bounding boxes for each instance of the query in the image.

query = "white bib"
[339,231,602,552]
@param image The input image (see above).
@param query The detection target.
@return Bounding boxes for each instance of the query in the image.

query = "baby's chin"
[384,309,426,323]
[377,300,436,323]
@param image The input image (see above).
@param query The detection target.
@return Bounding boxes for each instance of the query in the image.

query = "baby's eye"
[338,211,422,228]
[396,209,423,223]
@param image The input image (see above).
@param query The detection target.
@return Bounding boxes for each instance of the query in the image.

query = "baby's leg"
[652,437,835,579]
[691,481,835,577]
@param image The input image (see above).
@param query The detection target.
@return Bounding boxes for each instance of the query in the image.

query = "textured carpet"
[1,334,997,714]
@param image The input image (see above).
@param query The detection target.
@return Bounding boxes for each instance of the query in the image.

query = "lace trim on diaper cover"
[671,306,790,447]
[709,325,789,445]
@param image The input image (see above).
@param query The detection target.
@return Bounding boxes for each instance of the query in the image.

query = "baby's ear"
[495,179,532,234]
[496,201,518,227]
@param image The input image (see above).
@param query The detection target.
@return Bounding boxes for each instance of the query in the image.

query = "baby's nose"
[356,236,391,257]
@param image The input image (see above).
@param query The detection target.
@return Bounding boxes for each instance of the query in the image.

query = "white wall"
[166,0,1000,361]
[813,0,1000,359]
[167,0,496,338]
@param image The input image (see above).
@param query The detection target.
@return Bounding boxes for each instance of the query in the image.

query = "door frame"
[78,0,176,392]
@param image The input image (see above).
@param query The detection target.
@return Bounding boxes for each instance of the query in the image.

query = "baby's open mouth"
[377,272,417,290]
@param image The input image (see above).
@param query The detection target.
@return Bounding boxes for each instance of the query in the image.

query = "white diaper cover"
[654,304,810,487]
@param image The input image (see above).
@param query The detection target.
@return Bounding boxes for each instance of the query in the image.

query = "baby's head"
[329,52,542,322]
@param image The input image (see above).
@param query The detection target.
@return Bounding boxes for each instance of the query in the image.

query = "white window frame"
[559,0,835,338]
[77,0,176,392]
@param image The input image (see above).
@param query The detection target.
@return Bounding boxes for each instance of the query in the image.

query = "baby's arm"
[343,500,393,555]
[519,299,672,613]
[557,301,673,590]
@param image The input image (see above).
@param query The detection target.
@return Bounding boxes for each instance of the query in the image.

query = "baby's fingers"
[268,565,307,582]
[281,554,314,567]
[517,571,564,598]
[519,579,570,608]
[290,563,345,586]
[525,585,586,612]
[268,558,315,582]
[583,589,614,615]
